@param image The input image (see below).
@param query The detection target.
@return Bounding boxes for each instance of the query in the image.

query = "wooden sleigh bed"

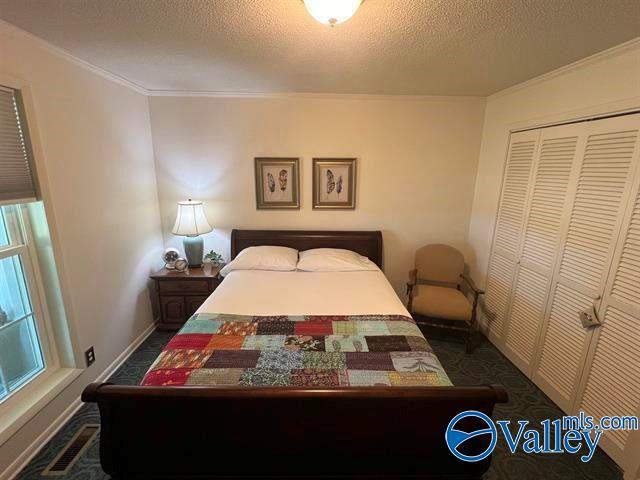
[82,230,508,480]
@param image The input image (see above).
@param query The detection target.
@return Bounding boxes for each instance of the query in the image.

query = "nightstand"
[151,264,223,330]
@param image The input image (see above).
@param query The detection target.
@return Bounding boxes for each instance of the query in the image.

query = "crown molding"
[146,89,486,102]
[0,19,148,95]
[490,36,640,100]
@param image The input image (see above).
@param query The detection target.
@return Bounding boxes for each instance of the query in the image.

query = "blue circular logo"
[445,410,497,462]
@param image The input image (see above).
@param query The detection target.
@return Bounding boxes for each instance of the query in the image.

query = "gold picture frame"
[312,158,357,210]
[254,157,300,209]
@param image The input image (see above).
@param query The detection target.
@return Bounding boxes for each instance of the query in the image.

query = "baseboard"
[0,397,83,480]
[93,322,156,383]
[1,323,157,480]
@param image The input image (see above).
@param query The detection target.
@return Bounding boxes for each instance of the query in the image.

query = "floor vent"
[42,424,100,476]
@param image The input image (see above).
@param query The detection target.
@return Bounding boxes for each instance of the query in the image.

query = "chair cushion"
[411,285,472,322]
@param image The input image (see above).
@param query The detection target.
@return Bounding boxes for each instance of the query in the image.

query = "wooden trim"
[82,383,508,402]
[230,229,384,269]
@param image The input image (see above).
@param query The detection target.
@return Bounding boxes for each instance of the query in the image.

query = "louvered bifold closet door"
[501,124,582,375]
[483,130,539,343]
[573,113,640,474]
[532,114,640,413]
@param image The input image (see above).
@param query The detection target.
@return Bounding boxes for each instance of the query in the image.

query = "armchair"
[407,244,484,353]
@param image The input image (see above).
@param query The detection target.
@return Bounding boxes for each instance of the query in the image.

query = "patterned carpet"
[14,328,623,480]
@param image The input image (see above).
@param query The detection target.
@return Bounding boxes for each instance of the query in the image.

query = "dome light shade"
[303,0,363,26]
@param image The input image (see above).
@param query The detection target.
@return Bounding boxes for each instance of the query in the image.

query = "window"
[0,79,78,443]
[0,205,47,402]
[0,82,63,406]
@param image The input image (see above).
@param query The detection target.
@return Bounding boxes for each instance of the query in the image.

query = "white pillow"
[297,248,378,272]
[220,246,298,276]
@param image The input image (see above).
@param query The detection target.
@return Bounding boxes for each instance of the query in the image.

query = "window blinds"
[0,85,38,204]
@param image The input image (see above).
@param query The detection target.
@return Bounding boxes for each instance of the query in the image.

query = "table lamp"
[172,199,213,267]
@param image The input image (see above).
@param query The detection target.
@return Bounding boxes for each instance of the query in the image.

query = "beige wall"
[0,23,163,473]
[467,41,640,286]
[4,16,636,478]
[149,95,486,296]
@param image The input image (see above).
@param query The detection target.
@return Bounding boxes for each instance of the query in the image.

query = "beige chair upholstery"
[407,244,484,353]
[411,285,472,321]
[415,244,464,286]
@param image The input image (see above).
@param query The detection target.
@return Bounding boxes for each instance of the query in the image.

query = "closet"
[483,112,640,474]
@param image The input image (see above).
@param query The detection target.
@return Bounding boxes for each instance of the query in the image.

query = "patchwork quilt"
[141,313,452,387]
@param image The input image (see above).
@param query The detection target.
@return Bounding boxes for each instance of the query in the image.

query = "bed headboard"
[230,230,383,269]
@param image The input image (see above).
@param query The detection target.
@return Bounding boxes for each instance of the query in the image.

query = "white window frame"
[0,205,60,400]
[0,205,81,446]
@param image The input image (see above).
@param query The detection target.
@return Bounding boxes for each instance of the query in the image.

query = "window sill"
[0,367,82,446]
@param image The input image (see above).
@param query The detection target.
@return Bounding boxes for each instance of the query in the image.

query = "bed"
[82,230,507,480]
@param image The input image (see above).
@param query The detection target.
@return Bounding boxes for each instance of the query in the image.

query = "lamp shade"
[171,199,213,236]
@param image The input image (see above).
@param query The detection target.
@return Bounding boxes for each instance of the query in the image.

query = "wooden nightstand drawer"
[158,280,210,294]
[151,264,223,330]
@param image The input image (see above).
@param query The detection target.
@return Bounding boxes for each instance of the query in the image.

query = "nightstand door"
[186,295,210,317]
[160,296,186,324]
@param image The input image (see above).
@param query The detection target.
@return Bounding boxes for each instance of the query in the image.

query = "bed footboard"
[82,383,507,479]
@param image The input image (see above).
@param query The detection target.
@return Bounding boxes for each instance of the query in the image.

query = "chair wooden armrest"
[461,273,484,353]
[406,269,418,312]
[460,273,484,297]
[407,268,417,295]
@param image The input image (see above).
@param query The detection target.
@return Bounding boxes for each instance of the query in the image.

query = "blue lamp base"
[183,236,204,267]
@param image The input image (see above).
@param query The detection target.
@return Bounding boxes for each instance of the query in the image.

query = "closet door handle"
[579,306,602,329]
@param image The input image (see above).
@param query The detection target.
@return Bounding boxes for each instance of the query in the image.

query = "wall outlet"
[85,346,95,367]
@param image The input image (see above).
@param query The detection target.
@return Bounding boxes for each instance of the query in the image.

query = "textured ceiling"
[1,0,639,96]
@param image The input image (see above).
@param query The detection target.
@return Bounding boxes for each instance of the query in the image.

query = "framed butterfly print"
[254,157,300,210]
[312,158,357,210]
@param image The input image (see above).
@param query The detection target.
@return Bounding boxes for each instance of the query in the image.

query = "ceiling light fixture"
[303,0,363,27]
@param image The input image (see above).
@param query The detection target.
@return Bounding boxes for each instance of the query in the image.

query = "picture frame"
[254,157,300,210]
[312,158,357,210]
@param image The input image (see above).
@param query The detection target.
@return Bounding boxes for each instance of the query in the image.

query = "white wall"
[149,95,486,296]
[0,23,163,474]
[467,40,640,286]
